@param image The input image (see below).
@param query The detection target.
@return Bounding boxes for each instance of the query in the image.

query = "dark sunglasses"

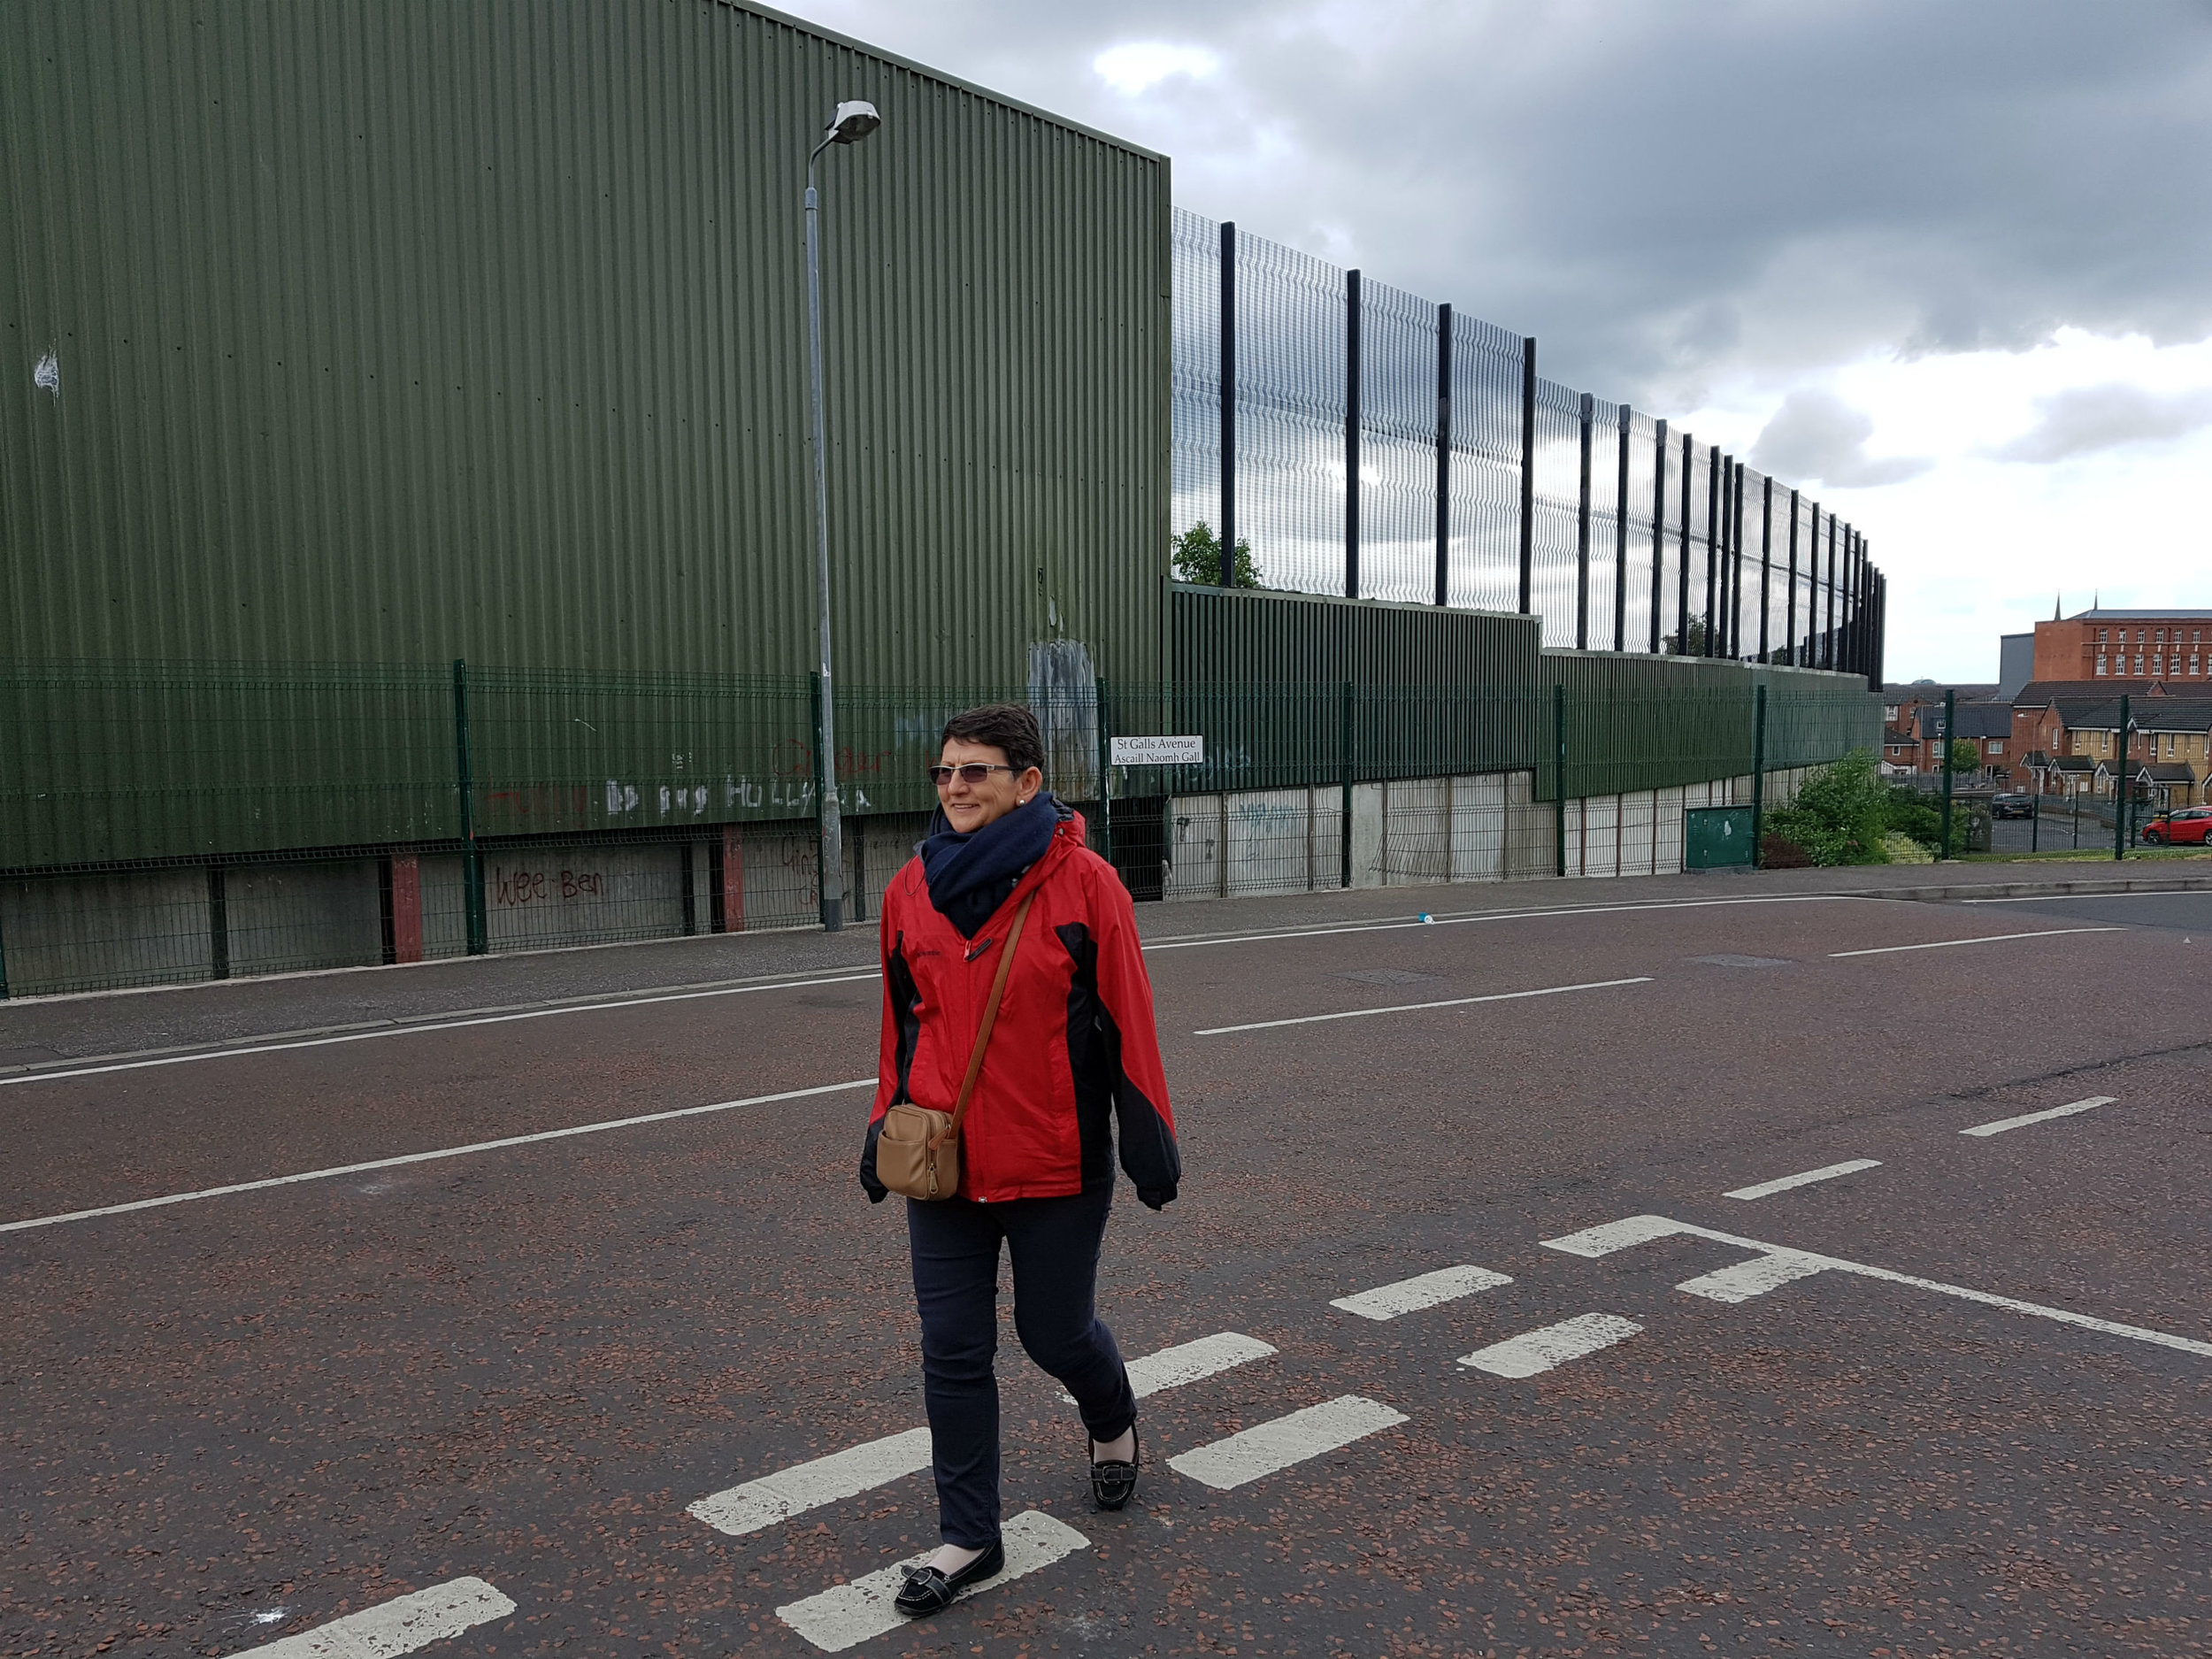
[927,762,1017,787]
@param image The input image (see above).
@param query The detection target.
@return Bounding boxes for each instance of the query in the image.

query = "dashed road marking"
[1167,1394,1408,1491]
[1960,1095,2116,1137]
[689,1427,933,1539]
[1542,1213,2212,1359]
[1062,1329,1277,1402]
[1458,1313,1643,1379]
[1724,1158,1883,1201]
[232,1577,514,1656]
[776,1509,1088,1652]
[1194,976,1652,1035]
[2,1079,879,1235]
[1827,926,2124,958]
[702,1332,1275,1536]
[1677,1248,1832,1303]
[1331,1264,1512,1321]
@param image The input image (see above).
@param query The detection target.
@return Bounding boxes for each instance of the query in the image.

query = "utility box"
[1685,806,1756,869]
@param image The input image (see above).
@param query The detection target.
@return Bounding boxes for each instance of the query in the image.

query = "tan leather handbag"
[875,893,1035,1201]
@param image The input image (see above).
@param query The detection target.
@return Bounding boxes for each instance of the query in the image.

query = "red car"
[2141,806,2212,845]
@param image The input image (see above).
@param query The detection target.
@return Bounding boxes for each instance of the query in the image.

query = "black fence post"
[1731,460,1747,658]
[1434,303,1452,607]
[1345,268,1362,600]
[1614,403,1632,653]
[1518,338,1537,616]
[1095,676,1114,866]
[1554,683,1569,876]
[1576,391,1594,650]
[1758,473,1773,664]
[1219,221,1236,585]
[1650,419,1668,653]
[1677,432,1693,652]
[453,657,487,955]
[2115,695,2131,861]
[207,865,230,979]
[1703,448,1720,657]
[1939,687,1955,860]
[1339,679,1356,889]
[1751,682,1768,866]
[0,904,9,999]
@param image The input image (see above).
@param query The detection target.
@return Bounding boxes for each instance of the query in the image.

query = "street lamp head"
[826,100,881,144]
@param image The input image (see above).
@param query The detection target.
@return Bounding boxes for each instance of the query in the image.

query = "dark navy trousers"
[905,1187,1136,1548]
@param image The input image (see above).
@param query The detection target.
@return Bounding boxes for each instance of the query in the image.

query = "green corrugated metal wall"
[1165,585,1883,801]
[1,0,1169,688]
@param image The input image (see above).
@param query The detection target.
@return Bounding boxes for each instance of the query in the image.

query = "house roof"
[2138,763,2199,784]
[2050,755,2098,773]
[1914,702,2014,741]
[2070,609,2212,621]
[2011,678,2162,708]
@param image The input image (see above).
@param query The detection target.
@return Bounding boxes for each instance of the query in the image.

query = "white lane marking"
[1540,1213,2212,1360]
[0,972,884,1087]
[1542,1213,1686,1257]
[1194,976,1651,1036]
[1332,1264,1512,1321]
[1961,1095,2116,1137]
[1458,1313,1642,1379]
[1166,1394,1408,1491]
[0,1079,877,1235]
[695,1330,1273,1533]
[1724,1158,1883,1201]
[775,1509,1087,1653]
[688,1427,933,1539]
[1828,926,2124,957]
[232,1576,515,1656]
[1145,893,1892,954]
[1062,1329,1277,1403]
[1677,1248,1832,1303]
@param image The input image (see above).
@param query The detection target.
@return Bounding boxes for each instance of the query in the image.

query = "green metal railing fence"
[0,657,1879,997]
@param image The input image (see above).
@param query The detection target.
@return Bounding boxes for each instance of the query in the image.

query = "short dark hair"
[940,703,1044,776]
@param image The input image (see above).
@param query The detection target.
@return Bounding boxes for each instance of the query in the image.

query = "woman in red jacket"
[859,702,1179,1618]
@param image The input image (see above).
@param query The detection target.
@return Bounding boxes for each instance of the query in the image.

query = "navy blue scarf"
[918,792,1060,939]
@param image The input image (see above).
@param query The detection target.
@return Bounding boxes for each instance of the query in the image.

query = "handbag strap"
[934,891,1036,1150]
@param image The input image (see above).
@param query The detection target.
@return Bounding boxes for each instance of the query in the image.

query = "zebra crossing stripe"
[775,1510,1088,1652]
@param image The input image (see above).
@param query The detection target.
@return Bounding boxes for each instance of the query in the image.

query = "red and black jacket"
[859,807,1179,1207]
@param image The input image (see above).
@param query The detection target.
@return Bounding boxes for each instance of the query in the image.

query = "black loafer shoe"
[894,1538,1005,1617]
[1089,1425,1140,1510]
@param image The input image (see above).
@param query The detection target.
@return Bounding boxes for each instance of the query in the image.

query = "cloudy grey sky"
[779,0,2212,681]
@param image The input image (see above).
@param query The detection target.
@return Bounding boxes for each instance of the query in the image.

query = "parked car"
[1991,793,2038,819]
[2141,806,2212,845]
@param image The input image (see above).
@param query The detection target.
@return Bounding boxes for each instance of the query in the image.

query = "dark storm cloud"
[1750,391,1932,488]
[1992,382,2212,463]
[783,0,2212,407]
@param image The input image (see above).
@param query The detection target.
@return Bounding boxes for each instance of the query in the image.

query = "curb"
[1855,873,2212,903]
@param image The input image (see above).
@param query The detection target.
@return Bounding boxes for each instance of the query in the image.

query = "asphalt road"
[4,883,2209,1657]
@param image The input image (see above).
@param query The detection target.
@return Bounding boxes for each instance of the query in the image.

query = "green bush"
[1763,749,1891,865]
[1881,783,1968,856]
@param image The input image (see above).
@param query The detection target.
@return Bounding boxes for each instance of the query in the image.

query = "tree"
[1946,737,1981,775]
[1171,520,1262,588]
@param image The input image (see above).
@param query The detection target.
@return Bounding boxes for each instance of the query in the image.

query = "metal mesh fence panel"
[1170,207,1221,546]
[1621,410,1662,653]
[1586,396,1623,653]
[1444,315,1525,613]
[1236,231,1348,595]
[1530,378,1583,647]
[1676,437,1713,656]
[1357,280,1440,605]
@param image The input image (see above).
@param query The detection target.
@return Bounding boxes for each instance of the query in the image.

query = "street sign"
[1110,735,1204,766]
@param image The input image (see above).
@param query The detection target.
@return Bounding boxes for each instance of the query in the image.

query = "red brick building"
[2030,608,2212,683]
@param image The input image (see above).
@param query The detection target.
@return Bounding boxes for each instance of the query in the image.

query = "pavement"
[4,864,2211,1656]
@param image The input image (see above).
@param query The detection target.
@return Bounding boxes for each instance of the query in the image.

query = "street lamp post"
[803,99,880,932]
